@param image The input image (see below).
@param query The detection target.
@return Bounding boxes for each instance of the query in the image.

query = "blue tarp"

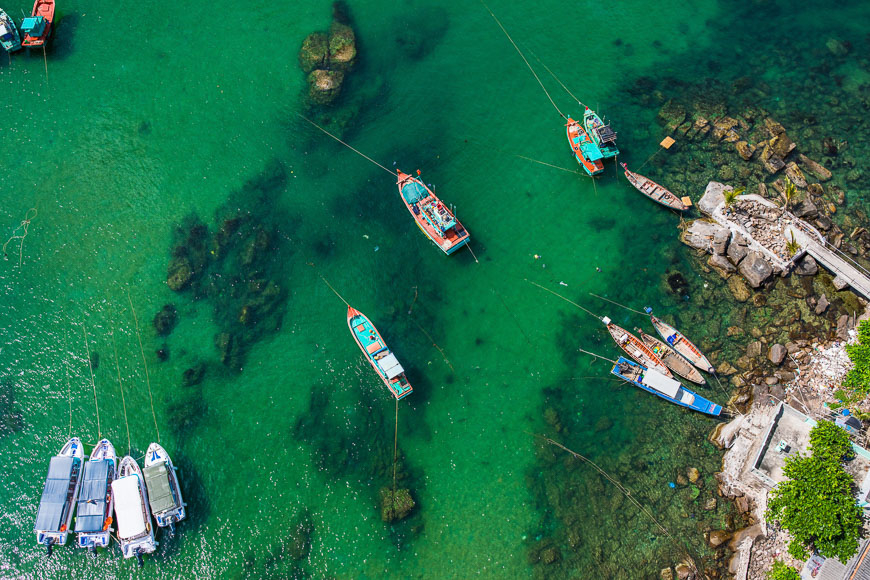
[21,16,45,36]
[34,456,77,532]
[74,461,110,532]
[401,181,427,204]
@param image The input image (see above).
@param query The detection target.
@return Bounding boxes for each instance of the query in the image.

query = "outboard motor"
[135,548,144,568]
[168,522,176,539]
[44,539,53,557]
[89,545,97,558]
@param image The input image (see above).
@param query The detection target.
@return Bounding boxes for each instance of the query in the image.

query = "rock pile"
[298,2,357,106]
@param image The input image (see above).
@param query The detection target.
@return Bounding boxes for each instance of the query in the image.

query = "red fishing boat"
[602,316,672,378]
[396,170,470,255]
[347,306,413,400]
[566,118,604,176]
[621,163,689,211]
[20,0,54,48]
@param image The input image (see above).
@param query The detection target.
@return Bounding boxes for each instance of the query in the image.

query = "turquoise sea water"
[2,0,870,578]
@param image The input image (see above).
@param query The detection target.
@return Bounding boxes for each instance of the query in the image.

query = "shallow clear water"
[2,0,869,577]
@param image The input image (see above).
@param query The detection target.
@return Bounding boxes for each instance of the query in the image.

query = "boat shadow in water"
[45,12,78,60]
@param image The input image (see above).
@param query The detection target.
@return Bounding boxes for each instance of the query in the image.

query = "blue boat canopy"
[401,181,428,204]
[580,143,604,161]
[75,460,111,532]
[34,456,77,533]
[21,16,46,36]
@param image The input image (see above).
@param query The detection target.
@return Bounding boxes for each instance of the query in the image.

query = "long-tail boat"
[347,306,412,400]
[396,170,470,255]
[622,163,689,211]
[611,357,722,417]
[566,118,604,176]
[34,437,84,554]
[20,0,54,48]
[583,107,619,158]
[0,8,22,52]
[646,309,715,374]
[602,316,672,377]
[636,328,706,385]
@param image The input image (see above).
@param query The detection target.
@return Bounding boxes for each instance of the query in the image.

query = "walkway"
[785,222,870,300]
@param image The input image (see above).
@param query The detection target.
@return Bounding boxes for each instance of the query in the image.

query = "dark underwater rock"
[381,487,415,522]
[88,351,100,371]
[153,304,178,336]
[167,256,193,291]
[0,382,24,436]
[182,363,206,387]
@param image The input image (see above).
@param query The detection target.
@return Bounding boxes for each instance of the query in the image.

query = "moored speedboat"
[113,456,157,566]
[143,442,186,538]
[637,328,706,385]
[347,306,412,400]
[0,8,22,52]
[602,316,672,378]
[397,170,470,255]
[75,438,117,553]
[646,310,715,374]
[622,163,689,211]
[583,107,619,158]
[566,117,604,176]
[611,357,722,417]
[20,0,54,48]
[34,437,84,555]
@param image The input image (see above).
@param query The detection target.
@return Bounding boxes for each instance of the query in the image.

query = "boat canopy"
[75,460,110,532]
[0,23,12,39]
[34,456,77,532]
[144,463,177,515]
[112,476,147,539]
[594,124,617,144]
[378,352,405,380]
[21,16,46,36]
[401,181,428,205]
[580,143,604,161]
[641,369,682,398]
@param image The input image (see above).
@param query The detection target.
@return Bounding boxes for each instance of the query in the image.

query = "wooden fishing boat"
[583,107,619,158]
[0,8,22,52]
[347,306,412,400]
[113,456,157,566]
[34,437,84,554]
[636,328,706,385]
[602,316,672,378]
[647,310,715,374]
[611,357,722,417]
[20,0,54,47]
[75,438,117,552]
[621,163,689,211]
[143,442,186,538]
[396,170,470,255]
[566,118,604,176]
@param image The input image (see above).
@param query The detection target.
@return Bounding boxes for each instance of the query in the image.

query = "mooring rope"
[110,326,132,455]
[81,319,100,439]
[480,1,566,120]
[409,317,455,373]
[298,114,395,176]
[391,398,400,516]
[525,279,601,320]
[588,292,648,315]
[127,290,160,444]
[531,433,699,574]
[62,320,72,439]
[531,53,587,109]
[3,208,37,268]
[513,154,585,175]
[320,275,350,307]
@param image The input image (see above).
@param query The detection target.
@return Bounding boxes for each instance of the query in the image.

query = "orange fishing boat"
[21,0,54,48]
[566,118,604,176]
[396,170,470,255]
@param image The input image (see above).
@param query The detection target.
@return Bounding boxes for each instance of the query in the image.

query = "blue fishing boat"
[583,107,619,158]
[610,356,721,417]
[0,8,21,52]
[34,437,84,554]
[347,306,412,400]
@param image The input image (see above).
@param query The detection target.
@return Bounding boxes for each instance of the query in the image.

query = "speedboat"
[34,437,84,554]
[74,438,117,553]
[113,456,157,566]
[143,442,186,537]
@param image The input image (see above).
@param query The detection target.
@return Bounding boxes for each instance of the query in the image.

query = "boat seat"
[355,324,365,332]
[366,342,382,354]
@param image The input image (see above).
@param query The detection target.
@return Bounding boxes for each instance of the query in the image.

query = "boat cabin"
[375,351,405,380]
[143,463,179,517]
[1,22,16,44]
[113,476,149,541]
[35,456,81,534]
[74,461,111,533]
[21,16,46,37]
[641,369,695,405]
[593,123,617,145]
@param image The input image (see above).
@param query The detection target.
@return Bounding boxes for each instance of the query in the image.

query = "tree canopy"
[767,560,800,580]
[766,420,863,563]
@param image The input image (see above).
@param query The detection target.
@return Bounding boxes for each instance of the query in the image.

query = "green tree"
[844,320,870,396]
[785,232,801,257]
[723,186,745,207]
[766,420,863,562]
[767,560,800,580]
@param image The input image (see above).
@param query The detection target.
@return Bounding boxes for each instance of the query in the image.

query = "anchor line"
[391,398,399,516]
[531,52,586,109]
[514,154,585,176]
[62,320,72,439]
[409,317,455,373]
[465,243,480,264]
[588,292,648,315]
[127,291,160,444]
[578,348,617,365]
[2,207,37,268]
[297,114,395,176]
[530,433,700,574]
[480,1,567,120]
[82,319,100,439]
[525,279,601,320]
[320,275,350,307]
[110,326,132,455]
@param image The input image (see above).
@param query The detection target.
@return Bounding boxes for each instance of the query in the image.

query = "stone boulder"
[738,251,773,288]
[746,341,762,358]
[299,32,329,73]
[698,181,728,216]
[727,237,749,265]
[769,133,796,159]
[658,100,686,130]
[799,154,832,181]
[768,344,787,365]
[707,529,732,548]
[795,255,818,276]
[826,38,850,57]
[167,256,193,291]
[381,487,415,522]
[735,140,755,160]
[307,69,345,105]
[327,22,357,71]
[727,276,752,302]
[792,199,818,219]
[712,229,730,255]
[681,220,724,252]
[709,254,736,276]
